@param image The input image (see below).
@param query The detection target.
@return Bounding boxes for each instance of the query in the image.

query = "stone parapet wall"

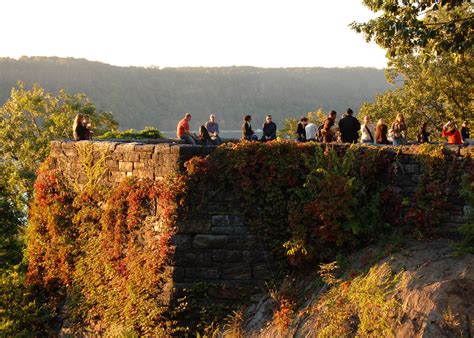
[49,140,214,184]
[47,140,472,302]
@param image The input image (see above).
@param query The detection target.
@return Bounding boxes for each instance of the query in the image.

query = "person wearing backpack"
[360,116,374,144]
[338,108,361,143]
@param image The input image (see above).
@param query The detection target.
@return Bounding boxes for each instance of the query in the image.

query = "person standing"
[375,119,390,145]
[73,114,88,141]
[322,110,338,143]
[177,112,196,145]
[338,108,361,143]
[360,116,374,144]
[260,115,277,142]
[442,121,463,145]
[461,121,470,142]
[390,113,408,145]
[242,115,258,141]
[205,114,222,145]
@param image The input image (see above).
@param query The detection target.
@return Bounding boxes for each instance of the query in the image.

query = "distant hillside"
[0,57,393,131]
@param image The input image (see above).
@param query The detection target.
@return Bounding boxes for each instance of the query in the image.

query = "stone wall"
[49,140,214,184]
[47,140,472,302]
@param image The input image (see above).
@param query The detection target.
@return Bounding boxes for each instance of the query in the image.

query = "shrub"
[315,262,403,337]
[98,126,163,139]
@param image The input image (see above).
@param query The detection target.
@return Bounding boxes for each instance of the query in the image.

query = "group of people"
[177,109,471,146]
[295,109,470,146]
[72,114,93,141]
[177,112,279,145]
[75,110,469,146]
[177,113,223,146]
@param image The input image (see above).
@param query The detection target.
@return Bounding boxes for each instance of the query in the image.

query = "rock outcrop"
[243,240,474,337]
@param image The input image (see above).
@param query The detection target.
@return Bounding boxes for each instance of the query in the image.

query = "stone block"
[177,219,211,234]
[228,215,244,226]
[133,169,154,179]
[110,153,124,161]
[105,159,119,169]
[115,143,137,153]
[123,153,140,161]
[212,250,242,264]
[119,161,134,172]
[228,235,257,244]
[162,154,179,167]
[109,171,126,183]
[243,250,268,263]
[97,141,119,152]
[252,263,273,280]
[134,162,145,170]
[134,144,155,153]
[222,262,252,280]
[169,145,182,154]
[193,235,228,249]
[403,164,420,174]
[185,267,220,280]
[171,234,193,250]
[63,148,78,157]
[154,143,172,154]
[139,153,152,160]
[211,215,230,227]
[174,251,213,267]
[211,226,250,235]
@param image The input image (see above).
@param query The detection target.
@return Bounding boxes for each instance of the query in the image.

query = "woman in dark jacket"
[417,122,430,143]
[296,117,308,142]
[376,118,390,145]
[73,114,87,140]
[241,115,258,141]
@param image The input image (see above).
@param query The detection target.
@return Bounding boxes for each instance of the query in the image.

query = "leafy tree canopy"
[351,1,473,59]
[354,1,473,134]
[0,82,118,210]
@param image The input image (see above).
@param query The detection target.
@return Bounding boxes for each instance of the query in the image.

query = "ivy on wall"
[24,141,472,334]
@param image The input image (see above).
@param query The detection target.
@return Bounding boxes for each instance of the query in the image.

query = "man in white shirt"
[305,122,318,141]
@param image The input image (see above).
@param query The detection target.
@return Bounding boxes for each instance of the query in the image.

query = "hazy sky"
[0,0,387,68]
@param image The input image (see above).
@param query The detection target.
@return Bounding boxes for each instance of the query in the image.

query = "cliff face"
[243,240,474,337]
